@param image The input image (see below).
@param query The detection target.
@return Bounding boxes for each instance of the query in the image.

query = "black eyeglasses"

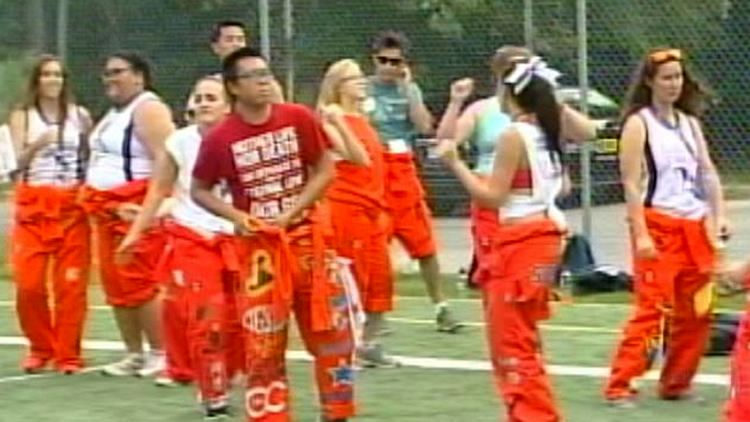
[234,69,273,80]
[375,56,404,66]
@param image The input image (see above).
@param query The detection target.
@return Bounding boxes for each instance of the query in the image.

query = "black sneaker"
[203,405,231,421]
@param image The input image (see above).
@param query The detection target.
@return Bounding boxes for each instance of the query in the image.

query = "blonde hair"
[316,59,362,111]
[490,45,533,78]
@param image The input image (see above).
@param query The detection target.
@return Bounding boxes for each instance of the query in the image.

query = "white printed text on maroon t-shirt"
[230,126,305,219]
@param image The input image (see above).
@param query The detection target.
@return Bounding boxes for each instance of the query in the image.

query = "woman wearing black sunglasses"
[7,54,93,375]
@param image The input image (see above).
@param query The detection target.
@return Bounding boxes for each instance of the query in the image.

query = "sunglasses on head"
[649,48,682,64]
[375,56,404,66]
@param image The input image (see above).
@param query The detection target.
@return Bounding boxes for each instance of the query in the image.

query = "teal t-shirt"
[471,99,512,175]
[367,77,424,145]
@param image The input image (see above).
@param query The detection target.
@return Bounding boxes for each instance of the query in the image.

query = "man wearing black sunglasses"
[366,30,464,338]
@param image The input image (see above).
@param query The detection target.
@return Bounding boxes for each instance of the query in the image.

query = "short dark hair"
[108,51,154,91]
[211,20,246,42]
[222,46,265,81]
[370,30,410,56]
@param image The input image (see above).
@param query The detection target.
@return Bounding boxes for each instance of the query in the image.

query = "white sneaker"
[101,353,144,377]
[136,351,166,378]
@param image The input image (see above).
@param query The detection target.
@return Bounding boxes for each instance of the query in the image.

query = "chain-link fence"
[1,0,748,223]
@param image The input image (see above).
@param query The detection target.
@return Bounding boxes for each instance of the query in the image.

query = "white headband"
[503,56,561,95]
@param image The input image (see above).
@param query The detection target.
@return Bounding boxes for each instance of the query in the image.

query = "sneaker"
[203,404,231,421]
[136,351,166,378]
[101,353,144,377]
[436,307,464,334]
[22,356,50,373]
[357,344,401,368]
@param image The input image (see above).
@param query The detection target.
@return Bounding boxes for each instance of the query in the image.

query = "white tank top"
[23,106,86,187]
[165,125,234,235]
[639,108,707,220]
[500,122,566,228]
[86,91,159,190]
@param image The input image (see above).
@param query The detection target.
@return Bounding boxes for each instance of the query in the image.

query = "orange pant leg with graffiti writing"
[328,201,393,313]
[160,221,244,406]
[725,299,750,422]
[12,183,90,368]
[81,180,163,307]
[605,209,715,400]
[236,220,356,422]
[482,219,563,422]
[384,152,436,259]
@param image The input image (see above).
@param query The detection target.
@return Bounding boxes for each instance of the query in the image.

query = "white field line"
[0,336,729,386]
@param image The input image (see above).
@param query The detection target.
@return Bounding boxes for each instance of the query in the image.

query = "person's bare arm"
[690,117,729,239]
[320,105,370,166]
[403,76,434,136]
[117,150,178,253]
[435,78,475,140]
[560,104,597,143]
[438,129,522,208]
[133,100,175,159]
[619,115,656,259]
[8,110,55,173]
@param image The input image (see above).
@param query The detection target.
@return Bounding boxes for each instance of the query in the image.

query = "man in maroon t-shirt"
[192,47,355,422]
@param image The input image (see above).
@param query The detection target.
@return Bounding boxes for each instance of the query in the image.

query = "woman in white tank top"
[81,51,175,378]
[438,56,568,421]
[604,48,727,406]
[7,55,93,374]
[116,76,238,417]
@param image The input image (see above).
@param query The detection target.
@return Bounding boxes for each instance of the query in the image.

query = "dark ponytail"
[513,77,562,163]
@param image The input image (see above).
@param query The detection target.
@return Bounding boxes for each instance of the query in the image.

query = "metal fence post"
[57,0,69,63]
[576,0,592,239]
[259,0,271,62]
[523,0,533,48]
[283,0,294,102]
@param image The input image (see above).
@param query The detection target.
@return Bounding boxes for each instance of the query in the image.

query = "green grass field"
[0,276,742,422]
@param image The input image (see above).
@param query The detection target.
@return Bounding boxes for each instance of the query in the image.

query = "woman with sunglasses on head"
[437,56,568,422]
[603,48,728,407]
[7,54,93,374]
[318,58,400,367]
[117,75,239,419]
[82,51,175,378]
[436,46,595,288]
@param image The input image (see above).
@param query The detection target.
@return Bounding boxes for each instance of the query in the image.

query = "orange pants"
[483,219,563,422]
[470,201,500,286]
[236,220,356,422]
[328,201,393,313]
[384,152,436,259]
[725,302,750,421]
[605,209,715,400]
[11,184,90,368]
[81,181,163,307]
[161,280,193,382]
[159,221,244,407]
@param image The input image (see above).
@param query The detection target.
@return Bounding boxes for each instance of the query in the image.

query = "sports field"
[0,277,743,422]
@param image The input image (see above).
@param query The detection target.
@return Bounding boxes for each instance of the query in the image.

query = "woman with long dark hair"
[436,45,594,288]
[81,51,175,378]
[603,47,727,407]
[438,56,568,421]
[7,54,93,374]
